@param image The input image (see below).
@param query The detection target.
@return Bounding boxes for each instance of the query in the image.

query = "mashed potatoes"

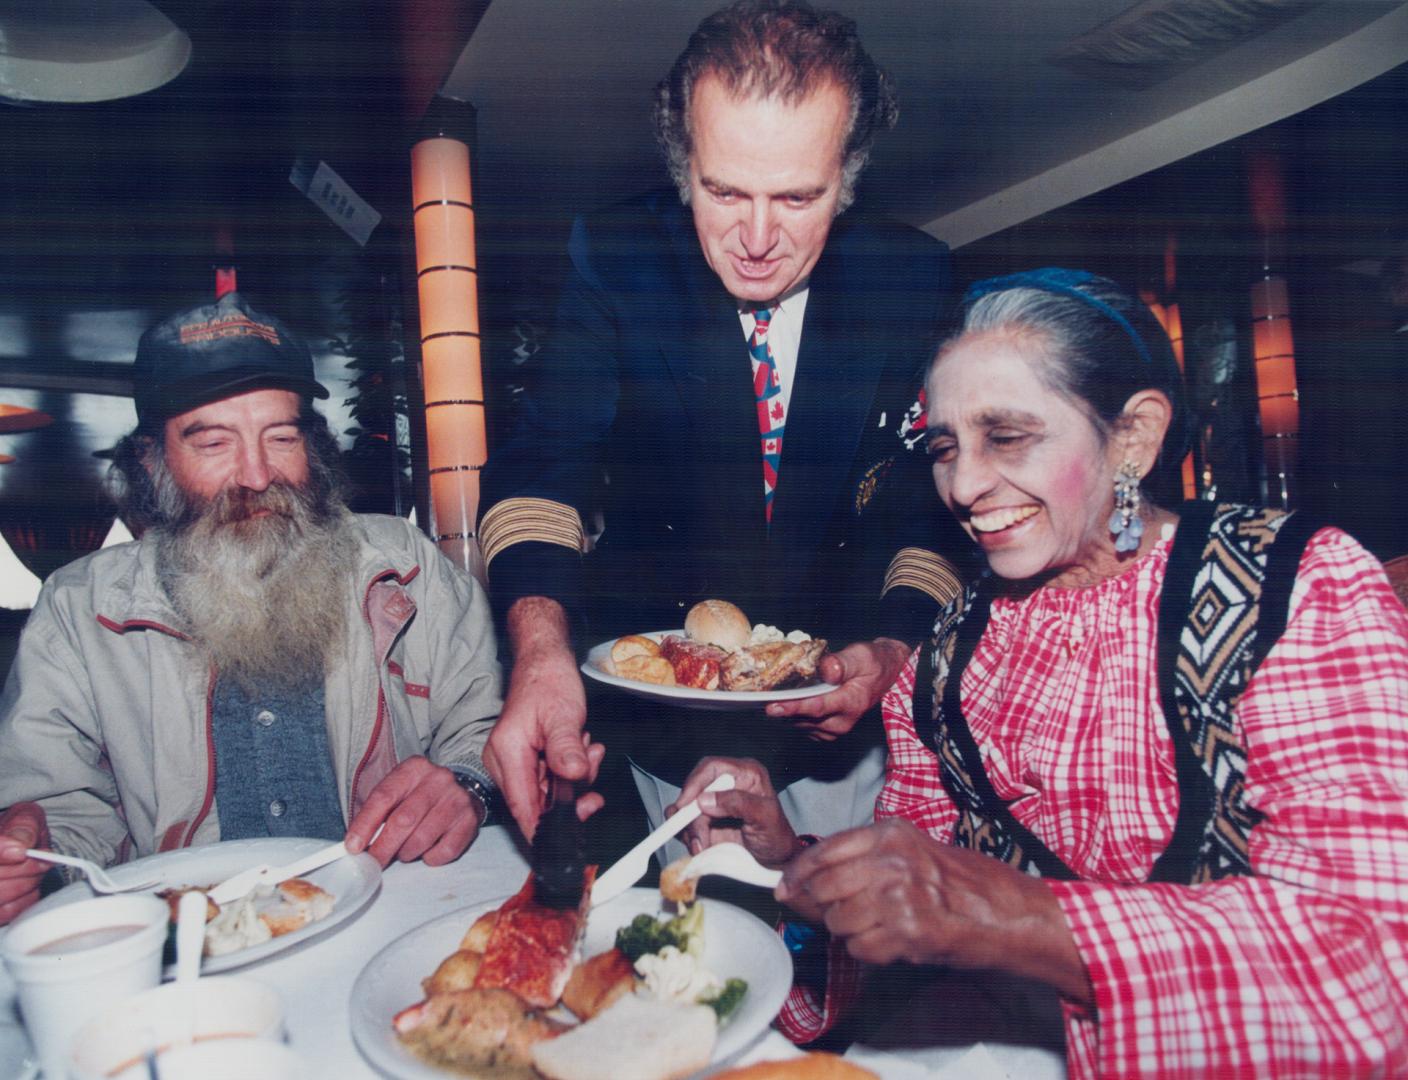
[748,624,812,645]
[634,945,723,1005]
[201,877,336,956]
[203,886,275,956]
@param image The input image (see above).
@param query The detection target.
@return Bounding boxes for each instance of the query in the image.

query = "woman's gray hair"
[653,0,898,214]
[943,271,1190,501]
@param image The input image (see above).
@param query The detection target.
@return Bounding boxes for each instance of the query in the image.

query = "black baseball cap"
[132,292,329,430]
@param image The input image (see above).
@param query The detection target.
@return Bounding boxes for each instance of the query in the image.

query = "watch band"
[447,766,496,827]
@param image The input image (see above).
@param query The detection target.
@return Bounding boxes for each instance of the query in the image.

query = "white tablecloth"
[0,825,1066,1079]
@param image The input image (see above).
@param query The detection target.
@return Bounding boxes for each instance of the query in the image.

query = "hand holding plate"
[764,635,913,737]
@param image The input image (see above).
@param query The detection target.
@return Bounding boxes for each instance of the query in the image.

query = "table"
[0,825,1066,1079]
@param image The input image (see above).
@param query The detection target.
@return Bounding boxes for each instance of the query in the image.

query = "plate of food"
[583,600,834,710]
[350,869,793,1080]
[22,836,380,974]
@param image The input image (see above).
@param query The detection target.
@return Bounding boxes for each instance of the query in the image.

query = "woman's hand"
[764,637,912,740]
[778,818,1093,1005]
[669,757,801,867]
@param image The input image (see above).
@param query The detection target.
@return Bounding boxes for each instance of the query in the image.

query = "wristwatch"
[447,766,496,827]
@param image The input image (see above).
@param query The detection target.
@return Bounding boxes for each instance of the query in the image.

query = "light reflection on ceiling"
[0,315,31,359]
[0,530,42,610]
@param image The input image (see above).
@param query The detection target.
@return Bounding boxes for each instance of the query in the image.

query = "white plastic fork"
[590,773,737,907]
[24,849,161,894]
[680,841,783,889]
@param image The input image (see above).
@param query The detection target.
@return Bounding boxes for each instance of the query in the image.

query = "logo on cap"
[178,315,281,348]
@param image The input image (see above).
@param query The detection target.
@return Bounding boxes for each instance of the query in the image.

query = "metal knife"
[531,773,588,908]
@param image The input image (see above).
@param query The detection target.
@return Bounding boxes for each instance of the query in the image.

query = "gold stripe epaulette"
[883,548,963,607]
[480,497,586,569]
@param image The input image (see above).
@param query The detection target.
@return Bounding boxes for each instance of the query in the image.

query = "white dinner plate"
[350,885,793,1078]
[582,630,833,710]
[22,836,380,974]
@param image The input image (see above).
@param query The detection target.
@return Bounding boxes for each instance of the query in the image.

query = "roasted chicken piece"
[561,946,638,1020]
[460,909,499,952]
[659,856,699,904]
[394,987,567,1077]
[720,638,828,691]
[422,948,484,996]
[472,866,596,1009]
[659,635,728,690]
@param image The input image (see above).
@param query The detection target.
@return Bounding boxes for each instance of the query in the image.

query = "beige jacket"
[0,514,502,866]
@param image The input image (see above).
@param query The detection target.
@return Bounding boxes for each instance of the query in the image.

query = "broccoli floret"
[615,913,683,961]
[669,899,705,958]
[614,901,707,962]
[700,977,748,1021]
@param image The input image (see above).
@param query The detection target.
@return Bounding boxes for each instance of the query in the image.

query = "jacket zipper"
[348,569,405,812]
[181,666,219,848]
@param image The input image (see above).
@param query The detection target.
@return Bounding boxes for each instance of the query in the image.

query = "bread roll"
[616,655,677,686]
[612,634,662,664]
[710,1052,880,1079]
[530,994,716,1080]
[685,599,751,652]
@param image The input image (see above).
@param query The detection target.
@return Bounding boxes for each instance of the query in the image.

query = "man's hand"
[764,637,912,739]
[485,597,604,839]
[777,819,1093,1005]
[671,757,801,868]
[0,803,51,925]
[344,757,481,868]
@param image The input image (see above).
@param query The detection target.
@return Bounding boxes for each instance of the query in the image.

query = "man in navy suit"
[479,0,970,842]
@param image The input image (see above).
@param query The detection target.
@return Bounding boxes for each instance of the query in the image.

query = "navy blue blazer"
[481,190,971,651]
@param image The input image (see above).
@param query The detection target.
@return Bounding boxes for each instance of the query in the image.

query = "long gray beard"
[154,478,359,693]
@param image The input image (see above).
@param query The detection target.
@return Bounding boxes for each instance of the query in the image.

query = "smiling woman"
[676,268,1408,1078]
[924,269,1183,587]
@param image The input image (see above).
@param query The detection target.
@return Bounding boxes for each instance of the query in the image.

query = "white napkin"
[706,1029,1063,1079]
[847,1042,1007,1079]
[848,1040,1066,1080]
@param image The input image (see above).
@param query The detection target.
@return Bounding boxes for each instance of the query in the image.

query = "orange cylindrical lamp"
[412,135,486,575]
[1250,273,1299,508]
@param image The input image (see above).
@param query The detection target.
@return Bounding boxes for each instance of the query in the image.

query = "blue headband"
[963,267,1153,368]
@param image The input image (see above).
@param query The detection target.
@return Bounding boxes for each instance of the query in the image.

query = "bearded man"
[0,293,503,924]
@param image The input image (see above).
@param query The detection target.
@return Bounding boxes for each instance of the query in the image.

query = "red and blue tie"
[749,309,785,524]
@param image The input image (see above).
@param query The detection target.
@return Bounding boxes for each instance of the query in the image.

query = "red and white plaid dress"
[778,527,1408,1077]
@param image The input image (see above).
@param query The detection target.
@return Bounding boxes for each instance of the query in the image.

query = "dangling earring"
[1109,461,1144,553]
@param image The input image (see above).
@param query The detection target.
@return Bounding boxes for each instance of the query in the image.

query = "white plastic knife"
[591,772,736,908]
[207,825,383,906]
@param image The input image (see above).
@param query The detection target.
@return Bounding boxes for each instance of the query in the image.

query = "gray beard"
[154,476,359,693]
